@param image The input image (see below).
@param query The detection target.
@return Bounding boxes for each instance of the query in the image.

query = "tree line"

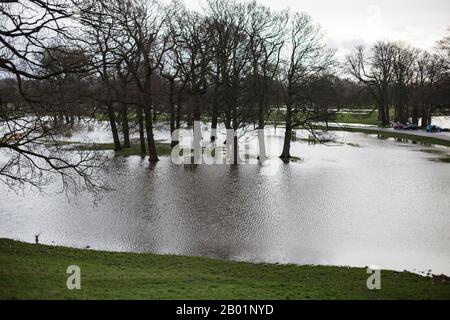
[348,41,450,127]
[1,0,449,191]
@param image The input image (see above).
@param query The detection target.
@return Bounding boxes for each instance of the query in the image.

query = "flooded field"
[1,122,450,276]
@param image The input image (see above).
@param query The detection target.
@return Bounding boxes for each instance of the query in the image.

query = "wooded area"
[1,0,450,192]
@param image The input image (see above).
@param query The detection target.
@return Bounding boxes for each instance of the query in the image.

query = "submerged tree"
[279,12,334,160]
[244,1,287,160]
[80,0,124,151]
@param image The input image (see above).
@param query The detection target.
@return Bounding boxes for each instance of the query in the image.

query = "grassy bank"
[313,125,450,147]
[0,239,449,300]
[334,111,380,125]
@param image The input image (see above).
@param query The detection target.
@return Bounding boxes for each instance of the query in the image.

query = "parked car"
[426,125,443,133]
[404,123,419,130]
[392,122,405,130]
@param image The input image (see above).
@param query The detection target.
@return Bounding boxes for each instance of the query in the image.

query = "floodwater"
[1,121,450,276]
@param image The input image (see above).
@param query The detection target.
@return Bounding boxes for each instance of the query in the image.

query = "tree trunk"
[426,107,432,127]
[137,105,146,155]
[380,104,388,126]
[211,62,220,142]
[379,87,389,126]
[280,103,292,160]
[412,105,419,125]
[176,87,182,130]
[385,102,391,125]
[176,103,181,130]
[211,107,218,142]
[232,97,239,164]
[192,94,201,123]
[233,135,239,164]
[258,100,267,161]
[224,107,232,129]
[143,104,159,162]
[420,111,427,128]
[224,86,232,130]
[192,94,202,164]
[420,104,428,128]
[121,104,130,148]
[274,106,280,134]
[107,103,121,151]
[168,79,177,147]
[211,86,218,142]
[257,129,267,162]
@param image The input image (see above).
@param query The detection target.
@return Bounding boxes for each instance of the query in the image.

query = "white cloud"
[180,0,450,54]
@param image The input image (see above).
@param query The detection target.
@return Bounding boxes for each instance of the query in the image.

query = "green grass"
[313,126,450,147]
[334,109,404,126]
[335,111,380,125]
[265,109,380,126]
[0,239,449,300]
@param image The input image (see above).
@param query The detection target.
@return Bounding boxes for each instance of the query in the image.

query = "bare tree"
[159,6,181,147]
[245,1,287,160]
[437,27,450,66]
[0,0,85,84]
[0,0,104,194]
[206,0,253,164]
[80,1,123,151]
[171,5,212,159]
[412,50,448,127]
[123,0,172,162]
[279,12,334,160]
[392,42,418,124]
[347,42,397,126]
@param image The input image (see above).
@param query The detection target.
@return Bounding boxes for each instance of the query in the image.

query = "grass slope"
[1,239,449,300]
[313,125,450,147]
[335,112,380,125]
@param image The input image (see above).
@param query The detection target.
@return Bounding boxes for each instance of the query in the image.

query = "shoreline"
[311,124,450,147]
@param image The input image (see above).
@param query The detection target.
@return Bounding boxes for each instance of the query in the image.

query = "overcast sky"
[180,0,450,57]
